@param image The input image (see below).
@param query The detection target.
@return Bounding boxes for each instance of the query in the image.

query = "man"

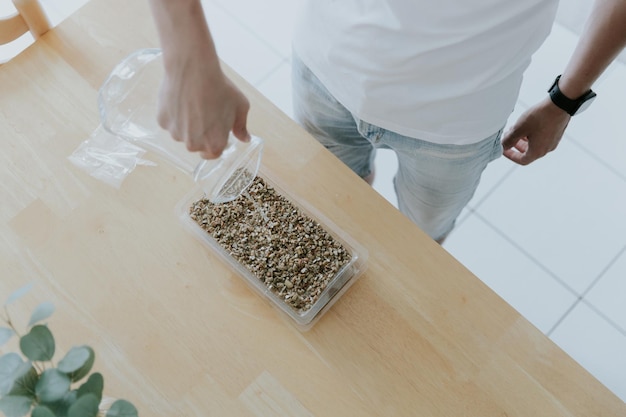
[148,0,626,242]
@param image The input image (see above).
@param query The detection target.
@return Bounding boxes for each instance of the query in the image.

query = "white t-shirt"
[292,0,559,145]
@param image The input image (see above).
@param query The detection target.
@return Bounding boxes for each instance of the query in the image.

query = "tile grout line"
[567,138,626,183]
[575,244,626,337]
[473,209,626,338]
[252,58,291,89]
[580,244,626,299]
[547,294,626,339]
[206,0,293,62]
[471,211,580,297]
[472,209,626,340]
[580,298,626,338]
[468,163,518,212]
[546,298,580,337]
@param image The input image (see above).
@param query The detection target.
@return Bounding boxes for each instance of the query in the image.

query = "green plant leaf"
[0,327,14,346]
[105,399,138,417]
[67,393,99,417]
[0,354,31,397]
[9,365,39,398]
[67,346,95,382]
[0,395,32,417]
[57,346,90,374]
[0,353,23,395]
[35,369,70,403]
[31,405,56,417]
[77,372,104,403]
[20,325,55,362]
[27,302,56,328]
[40,390,77,417]
[4,283,34,306]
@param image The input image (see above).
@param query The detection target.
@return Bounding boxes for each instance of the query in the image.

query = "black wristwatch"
[548,75,596,116]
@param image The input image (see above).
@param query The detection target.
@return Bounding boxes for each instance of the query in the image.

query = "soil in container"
[189,175,352,314]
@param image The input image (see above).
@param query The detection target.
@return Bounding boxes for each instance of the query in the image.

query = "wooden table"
[1,0,624,415]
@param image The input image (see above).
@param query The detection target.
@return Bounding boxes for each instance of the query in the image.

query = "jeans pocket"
[489,129,504,162]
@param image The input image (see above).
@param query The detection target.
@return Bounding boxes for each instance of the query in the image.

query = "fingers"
[187,128,230,159]
[502,138,542,166]
[232,100,251,142]
[503,144,532,165]
[158,108,234,159]
[199,148,223,160]
[161,120,228,159]
[501,128,536,166]
[501,126,532,165]
[501,125,521,150]
[501,123,540,165]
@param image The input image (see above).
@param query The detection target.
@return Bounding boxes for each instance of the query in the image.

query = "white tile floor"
[4,0,624,403]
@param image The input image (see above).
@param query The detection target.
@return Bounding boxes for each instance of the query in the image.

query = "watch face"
[574,94,596,115]
[548,75,596,116]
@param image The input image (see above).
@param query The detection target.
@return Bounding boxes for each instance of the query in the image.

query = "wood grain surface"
[1,0,624,415]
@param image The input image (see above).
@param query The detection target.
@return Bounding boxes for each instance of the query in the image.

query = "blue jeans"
[291,54,503,241]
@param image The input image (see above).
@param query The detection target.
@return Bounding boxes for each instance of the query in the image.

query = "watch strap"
[548,75,596,116]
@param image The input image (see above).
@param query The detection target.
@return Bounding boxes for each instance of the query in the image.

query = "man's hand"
[501,97,570,165]
[503,0,626,166]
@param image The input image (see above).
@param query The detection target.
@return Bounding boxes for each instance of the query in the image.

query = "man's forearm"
[147,0,221,72]
[559,0,626,98]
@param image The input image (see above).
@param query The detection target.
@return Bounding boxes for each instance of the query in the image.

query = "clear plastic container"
[176,169,369,331]
[97,48,263,203]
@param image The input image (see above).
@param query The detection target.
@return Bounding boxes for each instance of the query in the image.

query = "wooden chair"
[0,0,50,46]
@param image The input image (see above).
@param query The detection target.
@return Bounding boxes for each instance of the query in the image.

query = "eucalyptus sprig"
[0,284,138,417]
